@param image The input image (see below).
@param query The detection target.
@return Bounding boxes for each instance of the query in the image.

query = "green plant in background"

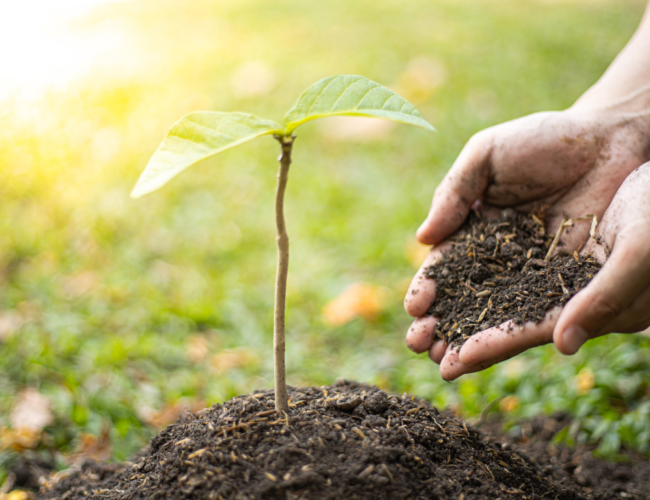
[132,75,435,412]
[2,2,648,482]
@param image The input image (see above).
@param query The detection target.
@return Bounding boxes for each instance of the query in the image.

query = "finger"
[406,316,439,354]
[554,225,650,355]
[439,347,493,381]
[596,283,650,334]
[458,307,560,367]
[404,242,453,317]
[416,132,493,245]
[428,340,447,364]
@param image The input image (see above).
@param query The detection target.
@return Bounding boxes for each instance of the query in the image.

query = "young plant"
[132,75,435,413]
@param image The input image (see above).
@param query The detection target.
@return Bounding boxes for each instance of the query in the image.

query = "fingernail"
[562,325,589,355]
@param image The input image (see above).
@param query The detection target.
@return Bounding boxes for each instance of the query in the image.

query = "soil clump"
[425,209,601,347]
[37,381,587,500]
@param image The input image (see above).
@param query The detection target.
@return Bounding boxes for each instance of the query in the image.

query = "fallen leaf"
[11,388,52,432]
[138,400,205,429]
[66,425,111,464]
[322,283,387,326]
[211,348,260,374]
[499,396,520,414]
[1,491,33,500]
[0,426,41,452]
[576,368,595,396]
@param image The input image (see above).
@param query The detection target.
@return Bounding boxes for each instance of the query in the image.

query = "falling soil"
[425,209,602,347]
[37,381,589,500]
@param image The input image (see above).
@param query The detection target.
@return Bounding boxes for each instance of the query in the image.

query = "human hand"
[404,108,650,379]
[431,163,650,379]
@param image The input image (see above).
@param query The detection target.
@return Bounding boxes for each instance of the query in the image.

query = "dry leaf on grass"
[210,348,260,374]
[322,283,387,326]
[10,388,52,432]
[2,389,53,452]
[576,368,595,396]
[0,491,33,500]
[66,425,112,464]
[499,396,521,414]
[138,400,206,429]
[0,426,41,452]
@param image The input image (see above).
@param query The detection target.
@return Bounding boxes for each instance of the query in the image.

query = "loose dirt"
[481,413,650,500]
[425,209,601,347]
[37,381,588,500]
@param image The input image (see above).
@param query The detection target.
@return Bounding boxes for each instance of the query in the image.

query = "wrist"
[570,82,650,115]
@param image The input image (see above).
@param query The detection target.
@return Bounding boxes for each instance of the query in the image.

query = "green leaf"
[132,112,282,198]
[283,75,435,134]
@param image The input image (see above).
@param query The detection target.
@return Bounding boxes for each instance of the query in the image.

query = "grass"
[1,0,649,481]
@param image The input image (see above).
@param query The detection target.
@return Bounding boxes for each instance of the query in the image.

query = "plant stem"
[272,134,294,414]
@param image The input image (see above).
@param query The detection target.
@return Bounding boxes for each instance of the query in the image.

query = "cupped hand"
[405,108,650,379]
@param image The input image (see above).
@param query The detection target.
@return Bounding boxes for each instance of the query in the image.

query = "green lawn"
[1,0,649,479]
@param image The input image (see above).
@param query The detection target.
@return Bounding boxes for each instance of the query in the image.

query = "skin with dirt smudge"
[405,1,650,380]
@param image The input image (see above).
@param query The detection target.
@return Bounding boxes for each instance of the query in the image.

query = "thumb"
[554,227,650,355]
[416,131,493,245]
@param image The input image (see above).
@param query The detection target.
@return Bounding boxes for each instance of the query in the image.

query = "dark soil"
[425,209,602,347]
[37,381,589,500]
[480,413,650,500]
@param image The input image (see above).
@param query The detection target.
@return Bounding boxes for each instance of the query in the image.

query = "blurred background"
[2,0,650,482]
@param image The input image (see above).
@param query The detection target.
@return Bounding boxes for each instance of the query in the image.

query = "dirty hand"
[405,1,650,378]
[415,163,650,380]
[404,106,650,379]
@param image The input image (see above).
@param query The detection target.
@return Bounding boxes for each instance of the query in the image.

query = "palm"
[477,111,644,247]
[405,108,649,380]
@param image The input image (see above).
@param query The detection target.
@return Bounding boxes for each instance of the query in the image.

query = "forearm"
[573,0,650,112]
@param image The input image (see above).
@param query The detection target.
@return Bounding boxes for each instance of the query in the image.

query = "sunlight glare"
[0,0,129,100]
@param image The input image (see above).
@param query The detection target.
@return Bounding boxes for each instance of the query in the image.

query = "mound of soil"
[37,381,588,500]
[425,209,601,347]
[481,413,650,500]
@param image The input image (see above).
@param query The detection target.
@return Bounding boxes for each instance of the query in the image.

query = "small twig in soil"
[381,463,394,483]
[545,217,568,261]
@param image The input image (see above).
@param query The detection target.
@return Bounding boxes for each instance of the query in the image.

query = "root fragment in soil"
[37,381,588,500]
[425,208,602,347]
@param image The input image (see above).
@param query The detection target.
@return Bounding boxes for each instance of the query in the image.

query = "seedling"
[132,75,435,413]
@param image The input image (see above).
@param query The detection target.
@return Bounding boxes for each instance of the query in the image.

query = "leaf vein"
[328,78,367,112]
[352,86,377,110]
[377,92,394,110]
[306,77,340,115]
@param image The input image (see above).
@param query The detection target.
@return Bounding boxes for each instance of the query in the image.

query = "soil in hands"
[425,209,602,347]
[37,381,587,500]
